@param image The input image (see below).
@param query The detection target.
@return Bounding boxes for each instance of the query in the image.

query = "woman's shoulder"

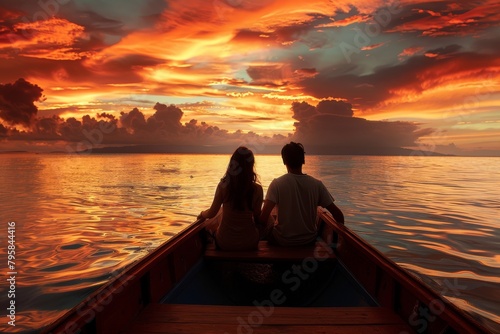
[252,182,263,197]
[253,182,263,190]
[215,179,229,195]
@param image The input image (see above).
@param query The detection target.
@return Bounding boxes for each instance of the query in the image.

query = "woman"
[198,147,264,250]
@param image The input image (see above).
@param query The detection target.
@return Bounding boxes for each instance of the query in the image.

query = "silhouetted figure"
[260,142,344,246]
[198,147,264,250]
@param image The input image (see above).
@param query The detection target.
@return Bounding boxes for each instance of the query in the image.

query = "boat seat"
[204,240,336,261]
[123,304,415,334]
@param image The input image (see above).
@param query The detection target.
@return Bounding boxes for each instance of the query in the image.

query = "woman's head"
[223,146,258,210]
[227,146,255,179]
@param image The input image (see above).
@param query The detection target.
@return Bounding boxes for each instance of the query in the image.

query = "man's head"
[281,142,305,168]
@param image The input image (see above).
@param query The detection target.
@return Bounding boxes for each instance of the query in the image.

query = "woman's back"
[215,182,262,250]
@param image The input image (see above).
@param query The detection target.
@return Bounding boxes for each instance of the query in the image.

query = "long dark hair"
[221,146,258,211]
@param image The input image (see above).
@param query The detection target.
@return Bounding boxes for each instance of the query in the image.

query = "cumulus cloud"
[316,99,353,117]
[120,107,147,134]
[148,102,183,132]
[291,100,433,153]
[0,79,433,154]
[0,79,286,152]
[0,78,44,126]
[0,123,8,137]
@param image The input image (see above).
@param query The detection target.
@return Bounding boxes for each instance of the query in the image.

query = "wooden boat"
[42,208,492,334]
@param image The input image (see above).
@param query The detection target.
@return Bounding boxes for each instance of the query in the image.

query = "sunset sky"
[0,0,499,155]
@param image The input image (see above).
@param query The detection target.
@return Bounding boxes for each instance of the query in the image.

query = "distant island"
[73,144,452,156]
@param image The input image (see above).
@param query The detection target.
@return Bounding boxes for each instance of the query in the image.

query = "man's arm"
[325,202,344,225]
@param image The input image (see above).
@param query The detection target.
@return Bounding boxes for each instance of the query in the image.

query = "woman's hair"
[281,142,305,168]
[222,146,258,210]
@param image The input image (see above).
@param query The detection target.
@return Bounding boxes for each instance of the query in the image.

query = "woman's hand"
[197,211,205,221]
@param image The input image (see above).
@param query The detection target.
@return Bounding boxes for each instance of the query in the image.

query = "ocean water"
[0,153,499,333]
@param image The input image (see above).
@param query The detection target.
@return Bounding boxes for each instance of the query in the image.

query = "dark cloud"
[231,29,266,43]
[291,100,433,151]
[0,123,8,137]
[120,104,185,136]
[142,102,183,134]
[385,2,500,36]
[2,100,288,153]
[0,56,92,86]
[316,100,353,117]
[2,96,433,154]
[300,48,499,110]
[58,117,86,141]
[424,44,462,58]
[93,54,165,77]
[34,115,60,136]
[247,65,292,86]
[291,101,317,121]
[0,78,44,126]
[120,108,147,134]
[472,35,500,55]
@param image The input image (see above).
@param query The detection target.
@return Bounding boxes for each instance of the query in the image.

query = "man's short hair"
[281,142,305,168]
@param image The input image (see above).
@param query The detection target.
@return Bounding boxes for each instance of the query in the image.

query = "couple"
[198,142,344,251]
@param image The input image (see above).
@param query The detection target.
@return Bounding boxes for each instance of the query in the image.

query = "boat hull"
[42,209,492,334]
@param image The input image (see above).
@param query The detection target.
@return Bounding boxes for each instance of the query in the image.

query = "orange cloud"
[388,2,500,36]
[4,18,91,60]
[399,46,424,59]
[361,42,385,51]
[317,14,370,28]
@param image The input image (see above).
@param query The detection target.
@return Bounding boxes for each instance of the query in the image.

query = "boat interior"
[43,209,491,334]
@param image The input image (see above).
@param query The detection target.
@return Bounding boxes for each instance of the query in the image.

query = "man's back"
[265,173,334,246]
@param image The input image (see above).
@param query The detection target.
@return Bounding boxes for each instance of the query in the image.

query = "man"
[260,142,344,246]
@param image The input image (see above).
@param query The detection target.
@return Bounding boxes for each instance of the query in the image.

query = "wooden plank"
[204,240,336,261]
[123,304,415,334]
[96,280,144,334]
[148,257,174,303]
[138,304,408,325]
[123,323,413,334]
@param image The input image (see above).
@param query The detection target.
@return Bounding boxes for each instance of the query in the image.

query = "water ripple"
[1,154,498,333]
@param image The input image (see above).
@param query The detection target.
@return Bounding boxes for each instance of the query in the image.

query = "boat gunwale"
[318,208,492,334]
[42,209,493,334]
[41,218,208,334]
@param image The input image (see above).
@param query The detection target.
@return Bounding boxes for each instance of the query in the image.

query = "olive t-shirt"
[265,173,334,246]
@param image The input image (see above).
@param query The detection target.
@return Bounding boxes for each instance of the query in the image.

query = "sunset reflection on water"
[0,153,499,332]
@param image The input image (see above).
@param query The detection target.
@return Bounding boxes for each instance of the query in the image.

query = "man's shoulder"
[267,174,290,190]
[273,173,322,183]
[301,174,323,185]
[271,173,289,183]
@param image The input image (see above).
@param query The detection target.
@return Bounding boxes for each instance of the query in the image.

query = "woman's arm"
[252,184,264,224]
[198,183,224,220]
